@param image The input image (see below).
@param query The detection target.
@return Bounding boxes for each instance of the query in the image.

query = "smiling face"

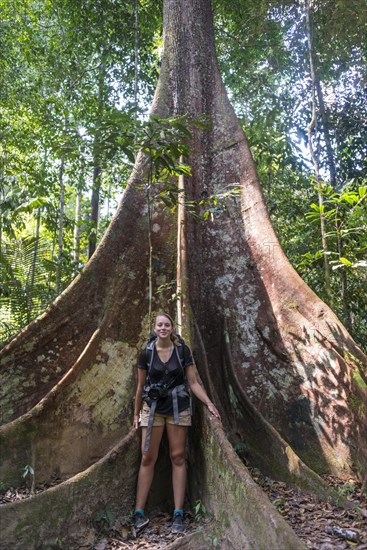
[154,315,173,341]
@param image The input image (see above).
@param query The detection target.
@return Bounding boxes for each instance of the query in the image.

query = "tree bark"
[88,153,101,259]
[161,0,366,475]
[0,0,366,548]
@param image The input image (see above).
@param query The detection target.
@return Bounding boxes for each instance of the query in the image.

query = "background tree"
[0,0,162,337]
[214,0,367,348]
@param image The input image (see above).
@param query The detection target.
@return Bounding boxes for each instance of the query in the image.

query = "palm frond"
[0,235,58,344]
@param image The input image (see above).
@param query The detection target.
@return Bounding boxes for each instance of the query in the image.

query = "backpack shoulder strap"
[174,341,185,368]
[145,339,156,374]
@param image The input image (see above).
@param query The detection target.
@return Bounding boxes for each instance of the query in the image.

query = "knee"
[170,451,185,467]
[141,452,157,467]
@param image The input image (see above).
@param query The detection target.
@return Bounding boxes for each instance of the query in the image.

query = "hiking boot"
[133,511,149,531]
[171,511,185,533]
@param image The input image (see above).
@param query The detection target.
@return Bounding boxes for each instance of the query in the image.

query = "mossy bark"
[188,409,306,550]
[0,432,140,549]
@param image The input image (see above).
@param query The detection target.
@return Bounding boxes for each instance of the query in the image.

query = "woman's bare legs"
[135,425,165,510]
[166,424,188,510]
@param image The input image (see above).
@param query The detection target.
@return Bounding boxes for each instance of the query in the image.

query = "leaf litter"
[248,467,367,550]
[1,470,366,548]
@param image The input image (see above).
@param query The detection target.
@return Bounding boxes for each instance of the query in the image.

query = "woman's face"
[155,315,173,340]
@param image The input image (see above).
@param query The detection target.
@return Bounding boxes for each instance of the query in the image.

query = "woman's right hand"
[133,414,140,430]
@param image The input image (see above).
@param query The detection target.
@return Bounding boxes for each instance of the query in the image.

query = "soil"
[1,471,366,549]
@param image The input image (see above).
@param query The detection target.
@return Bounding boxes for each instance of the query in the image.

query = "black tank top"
[138,343,193,414]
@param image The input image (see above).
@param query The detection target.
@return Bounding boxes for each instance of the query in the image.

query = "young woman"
[133,312,220,533]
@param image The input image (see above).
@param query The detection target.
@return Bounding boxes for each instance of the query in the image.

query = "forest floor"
[1,470,366,549]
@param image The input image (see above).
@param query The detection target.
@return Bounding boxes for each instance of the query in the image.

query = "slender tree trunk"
[88,147,101,259]
[335,215,350,324]
[134,0,140,108]
[306,0,350,322]
[305,0,332,302]
[73,171,83,268]
[88,62,105,259]
[56,154,65,294]
[27,207,41,320]
[0,140,7,253]
[335,207,352,329]
[49,230,57,295]
[315,79,337,188]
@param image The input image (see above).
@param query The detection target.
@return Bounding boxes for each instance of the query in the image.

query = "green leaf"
[339,257,353,266]
[309,203,324,213]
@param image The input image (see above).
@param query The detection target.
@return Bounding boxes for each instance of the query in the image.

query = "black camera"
[146,383,168,400]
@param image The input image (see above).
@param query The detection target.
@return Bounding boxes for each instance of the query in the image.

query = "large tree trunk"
[163,0,366,475]
[0,0,366,548]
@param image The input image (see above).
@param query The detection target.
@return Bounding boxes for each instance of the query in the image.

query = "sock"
[135,509,145,515]
[173,509,184,516]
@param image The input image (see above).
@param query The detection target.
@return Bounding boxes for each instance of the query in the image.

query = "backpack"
[142,333,191,452]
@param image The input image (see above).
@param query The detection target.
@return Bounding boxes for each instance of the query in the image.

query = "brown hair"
[155,312,180,345]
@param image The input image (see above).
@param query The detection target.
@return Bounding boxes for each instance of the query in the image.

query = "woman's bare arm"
[186,365,220,419]
[133,368,147,429]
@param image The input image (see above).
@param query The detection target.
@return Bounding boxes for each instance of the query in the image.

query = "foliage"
[1,0,366,350]
[22,465,35,479]
[21,464,35,493]
[93,504,116,534]
[208,529,224,547]
[212,0,367,350]
[194,499,212,522]
[132,113,210,208]
[0,235,58,343]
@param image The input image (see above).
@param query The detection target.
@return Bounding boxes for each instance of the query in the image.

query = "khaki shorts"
[139,402,192,427]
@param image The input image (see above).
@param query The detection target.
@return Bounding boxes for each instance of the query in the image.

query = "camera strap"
[143,384,188,453]
[143,398,158,453]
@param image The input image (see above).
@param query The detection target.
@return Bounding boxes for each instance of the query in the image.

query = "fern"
[0,235,57,344]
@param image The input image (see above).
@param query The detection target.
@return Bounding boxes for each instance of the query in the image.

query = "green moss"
[348,394,366,418]
[284,301,299,309]
[343,350,362,365]
[352,370,367,390]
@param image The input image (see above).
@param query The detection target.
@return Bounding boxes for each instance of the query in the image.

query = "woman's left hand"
[206,401,221,420]
[133,414,140,430]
